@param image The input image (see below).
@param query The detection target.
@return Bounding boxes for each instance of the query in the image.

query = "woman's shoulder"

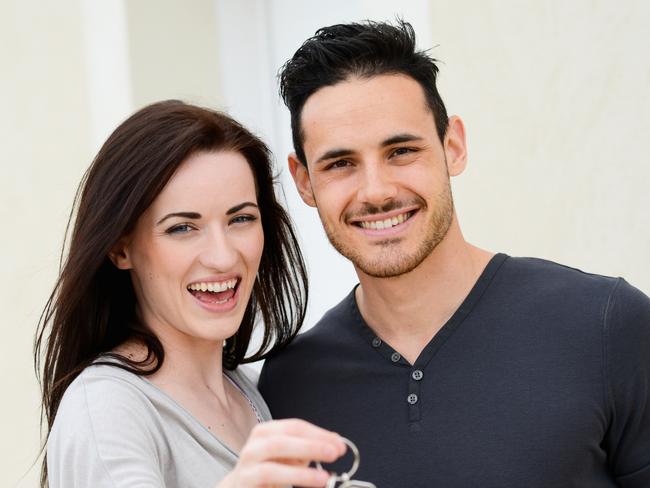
[51,362,158,437]
[47,363,167,487]
[226,364,272,421]
[229,363,260,385]
[66,360,151,402]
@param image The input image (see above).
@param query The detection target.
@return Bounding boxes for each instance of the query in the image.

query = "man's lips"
[349,207,419,230]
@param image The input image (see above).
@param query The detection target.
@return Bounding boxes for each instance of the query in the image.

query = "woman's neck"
[116,334,228,402]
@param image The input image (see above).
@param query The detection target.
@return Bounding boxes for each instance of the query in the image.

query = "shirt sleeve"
[604,278,650,487]
[47,371,166,488]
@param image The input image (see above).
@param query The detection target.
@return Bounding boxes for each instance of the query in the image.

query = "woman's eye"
[230,214,258,225]
[165,223,194,235]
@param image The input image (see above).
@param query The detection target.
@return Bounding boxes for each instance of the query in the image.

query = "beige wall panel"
[125,0,222,109]
[1,2,92,486]
[429,0,650,292]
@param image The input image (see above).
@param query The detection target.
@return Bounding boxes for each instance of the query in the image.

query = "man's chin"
[332,230,444,278]
[353,257,423,279]
[344,244,429,278]
[324,225,440,278]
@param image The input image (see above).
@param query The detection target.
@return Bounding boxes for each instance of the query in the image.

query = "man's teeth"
[359,212,411,230]
[187,279,237,292]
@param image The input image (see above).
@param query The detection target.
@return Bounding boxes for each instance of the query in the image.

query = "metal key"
[319,438,377,488]
[336,473,377,487]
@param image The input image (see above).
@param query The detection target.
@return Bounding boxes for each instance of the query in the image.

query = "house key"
[319,438,377,488]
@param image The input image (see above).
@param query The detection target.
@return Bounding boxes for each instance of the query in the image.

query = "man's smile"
[353,210,416,230]
[348,207,420,237]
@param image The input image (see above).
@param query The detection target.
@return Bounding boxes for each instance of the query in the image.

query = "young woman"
[35,100,345,487]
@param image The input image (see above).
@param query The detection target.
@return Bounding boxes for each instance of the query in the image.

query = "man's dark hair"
[279,19,449,165]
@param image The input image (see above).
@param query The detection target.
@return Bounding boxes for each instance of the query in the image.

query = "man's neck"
[355,219,493,364]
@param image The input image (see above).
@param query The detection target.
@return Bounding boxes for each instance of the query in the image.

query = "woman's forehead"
[153,150,258,209]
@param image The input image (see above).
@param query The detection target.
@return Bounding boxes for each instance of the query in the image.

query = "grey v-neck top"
[47,362,271,487]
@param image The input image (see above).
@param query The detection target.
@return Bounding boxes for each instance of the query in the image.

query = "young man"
[258,21,650,487]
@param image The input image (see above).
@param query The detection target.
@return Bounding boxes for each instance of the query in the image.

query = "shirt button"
[391,352,401,362]
[412,369,423,381]
[372,337,382,348]
[407,393,418,405]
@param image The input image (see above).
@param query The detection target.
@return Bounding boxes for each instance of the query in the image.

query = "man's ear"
[444,115,468,177]
[108,236,133,270]
[288,152,316,207]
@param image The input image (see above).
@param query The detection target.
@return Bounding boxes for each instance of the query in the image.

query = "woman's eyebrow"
[226,202,258,215]
[156,211,201,225]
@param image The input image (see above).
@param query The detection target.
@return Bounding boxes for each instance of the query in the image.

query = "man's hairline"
[292,72,445,168]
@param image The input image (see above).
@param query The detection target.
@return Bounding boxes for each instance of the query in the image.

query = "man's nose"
[356,162,398,205]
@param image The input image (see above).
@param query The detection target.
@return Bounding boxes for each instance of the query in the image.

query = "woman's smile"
[187,275,241,312]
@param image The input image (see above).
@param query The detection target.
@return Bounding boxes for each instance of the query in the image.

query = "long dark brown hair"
[34,100,308,486]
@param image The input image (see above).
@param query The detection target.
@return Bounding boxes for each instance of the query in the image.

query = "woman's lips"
[187,278,241,312]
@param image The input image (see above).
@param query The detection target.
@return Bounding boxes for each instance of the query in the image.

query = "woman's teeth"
[187,279,237,293]
[359,211,412,230]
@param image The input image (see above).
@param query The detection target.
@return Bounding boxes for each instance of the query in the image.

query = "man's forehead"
[301,73,426,115]
[300,74,435,156]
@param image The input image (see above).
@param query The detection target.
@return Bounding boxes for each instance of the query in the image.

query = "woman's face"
[112,150,264,348]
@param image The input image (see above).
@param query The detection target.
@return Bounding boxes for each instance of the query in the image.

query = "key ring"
[316,437,360,482]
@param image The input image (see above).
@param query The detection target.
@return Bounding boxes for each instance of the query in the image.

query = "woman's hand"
[217,418,346,488]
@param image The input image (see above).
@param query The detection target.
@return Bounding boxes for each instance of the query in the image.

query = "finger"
[241,435,342,464]
[240,461,329,487]
[252,419,345,453]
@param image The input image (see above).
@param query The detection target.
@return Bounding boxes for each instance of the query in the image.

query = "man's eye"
[165,223,194,235]
[326,159,351,170]
[391,147,416,157]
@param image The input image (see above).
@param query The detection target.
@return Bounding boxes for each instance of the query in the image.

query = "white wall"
[430,1,650,289]
[2,1,648,486]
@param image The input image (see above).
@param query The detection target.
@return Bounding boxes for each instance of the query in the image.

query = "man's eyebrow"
[314,134,425,165]
[226,201,258,215]
[314,148,354,165]
[381,133,425,146]
[156,212,201,225]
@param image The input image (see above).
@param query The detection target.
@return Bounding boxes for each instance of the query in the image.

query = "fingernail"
[317,469,330,484]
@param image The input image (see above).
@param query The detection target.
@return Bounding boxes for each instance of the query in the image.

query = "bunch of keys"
[317,437,377,488]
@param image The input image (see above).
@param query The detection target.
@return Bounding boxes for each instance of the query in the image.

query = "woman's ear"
[108,236,133,270]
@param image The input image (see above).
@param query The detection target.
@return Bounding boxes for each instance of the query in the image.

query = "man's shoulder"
[262,289,357,367]
[498,255,650,321]
[289,288,357,345]
[502,255,622,293]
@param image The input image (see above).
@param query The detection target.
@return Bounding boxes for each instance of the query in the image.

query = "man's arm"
[604,278,650,487]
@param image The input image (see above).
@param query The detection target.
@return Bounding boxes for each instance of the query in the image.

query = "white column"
[80,0,133,153]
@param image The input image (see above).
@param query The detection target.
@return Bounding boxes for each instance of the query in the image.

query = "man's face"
[290,74,467,278]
